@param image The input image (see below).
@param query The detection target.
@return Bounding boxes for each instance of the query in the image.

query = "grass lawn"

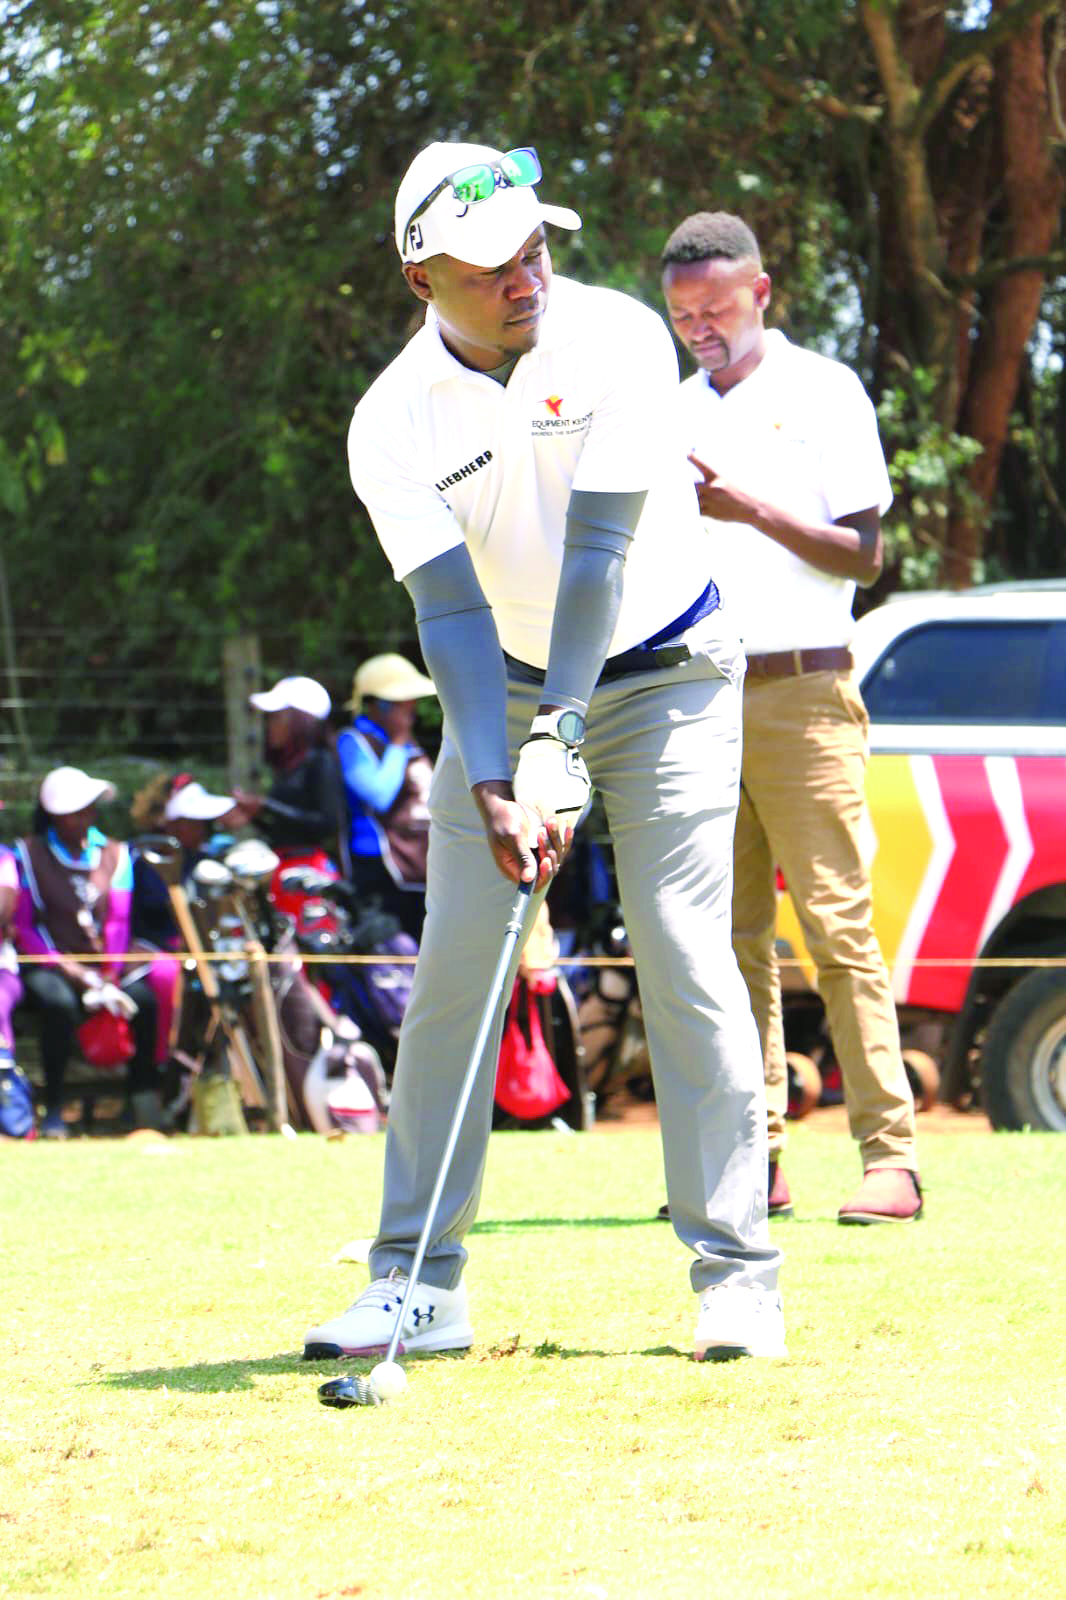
[1,1110,1063,1600]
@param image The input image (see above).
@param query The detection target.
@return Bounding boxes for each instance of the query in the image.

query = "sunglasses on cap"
[403,146,542,254]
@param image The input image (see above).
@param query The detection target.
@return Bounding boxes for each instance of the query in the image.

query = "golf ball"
[369,1360,407,1402]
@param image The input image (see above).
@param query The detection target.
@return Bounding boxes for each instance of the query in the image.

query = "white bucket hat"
[249,676,331,720]
[39,766,117,816]
[346,653,437,712]
[163,781,236,823]
[395,141,581,268]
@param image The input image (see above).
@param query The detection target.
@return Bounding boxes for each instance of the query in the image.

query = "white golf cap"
[39,766,117,816]
[346,652,437,711]
[249,676,331,720]
[163,781,236,823]
[395,141,581,268]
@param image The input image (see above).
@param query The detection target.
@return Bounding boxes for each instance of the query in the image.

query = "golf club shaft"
[384,877,535,1366]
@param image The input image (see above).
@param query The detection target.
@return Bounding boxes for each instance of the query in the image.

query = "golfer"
[305,141,783,1362]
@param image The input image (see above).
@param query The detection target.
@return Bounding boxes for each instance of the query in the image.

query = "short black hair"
[661,212,762,268]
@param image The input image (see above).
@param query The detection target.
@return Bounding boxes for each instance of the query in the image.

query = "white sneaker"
[303,1269,473,1359]
[694,1283,787,1361]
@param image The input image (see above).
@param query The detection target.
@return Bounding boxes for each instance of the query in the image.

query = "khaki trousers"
[731,668,917,1171]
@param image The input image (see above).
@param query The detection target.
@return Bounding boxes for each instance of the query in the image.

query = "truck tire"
[980,970,1066,1131]
[901,1049,939,1113]
[786,1052,822,1120]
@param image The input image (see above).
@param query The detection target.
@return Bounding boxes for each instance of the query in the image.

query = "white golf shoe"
[303,1269,473,1359]
[694,1282,787,1361]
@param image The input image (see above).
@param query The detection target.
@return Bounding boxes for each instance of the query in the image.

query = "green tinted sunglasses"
[403,146,542,252]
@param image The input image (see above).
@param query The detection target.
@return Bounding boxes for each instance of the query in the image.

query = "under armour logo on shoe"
[411,1305,436,1327]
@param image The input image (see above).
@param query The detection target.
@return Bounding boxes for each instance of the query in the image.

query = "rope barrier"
[13,950,1066,971]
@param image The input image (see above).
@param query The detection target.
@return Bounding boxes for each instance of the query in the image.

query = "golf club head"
[278,864,333,895]
[192,857,233,897]
[135,833,183,886]
[317,1375,380,1408]
[224,838,280,890]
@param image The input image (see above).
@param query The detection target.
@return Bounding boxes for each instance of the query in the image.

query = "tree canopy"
[1,0,1063,759]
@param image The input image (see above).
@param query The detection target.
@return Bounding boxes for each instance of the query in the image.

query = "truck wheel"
[786,1052,822,1120]
[980,970,1066,1131]
[901,1049,939,1113]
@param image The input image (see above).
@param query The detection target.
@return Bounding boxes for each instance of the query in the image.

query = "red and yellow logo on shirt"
[542,395,564,417]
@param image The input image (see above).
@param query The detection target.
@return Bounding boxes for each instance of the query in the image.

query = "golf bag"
[301,1033,389,1135]
[0,1059,36,1139]
[495,971,571,1122]
[314,900,417,1075]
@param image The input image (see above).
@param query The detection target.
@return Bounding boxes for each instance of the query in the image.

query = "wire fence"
[0,624,425,832]
[0,622,418,775]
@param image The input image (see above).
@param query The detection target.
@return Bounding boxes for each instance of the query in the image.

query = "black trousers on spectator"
[19,967,159,1114]
[349,854,426,944]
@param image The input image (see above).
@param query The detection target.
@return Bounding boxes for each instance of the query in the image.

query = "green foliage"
[0,1,1062,764]
[877,369,985,589]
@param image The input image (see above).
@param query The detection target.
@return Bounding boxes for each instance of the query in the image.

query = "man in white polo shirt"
[661,211,920,1224]
[303,143,784,1364]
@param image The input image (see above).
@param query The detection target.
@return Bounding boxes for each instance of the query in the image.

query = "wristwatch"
[528,708,587,747]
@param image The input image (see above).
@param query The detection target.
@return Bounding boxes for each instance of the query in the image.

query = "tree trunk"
[943,16,1065,585]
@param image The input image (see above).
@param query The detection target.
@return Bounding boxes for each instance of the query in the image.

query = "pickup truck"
[777,580,1066,1132]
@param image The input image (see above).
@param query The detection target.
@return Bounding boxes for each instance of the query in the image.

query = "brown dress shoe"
[838,1167,923,1224]
[768,1160,793,1218]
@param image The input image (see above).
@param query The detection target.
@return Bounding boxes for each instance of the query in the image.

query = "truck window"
[861,620,1066,723]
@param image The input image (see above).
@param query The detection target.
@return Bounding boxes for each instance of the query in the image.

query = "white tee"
[348,276,718,669]
[677,330,892,653]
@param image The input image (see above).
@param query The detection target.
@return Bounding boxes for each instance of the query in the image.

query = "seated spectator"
[130,773,243,947]
[14,766,178,1137]
[338,653,436,942]
[0,842,24,1098]
[232,676,349,925]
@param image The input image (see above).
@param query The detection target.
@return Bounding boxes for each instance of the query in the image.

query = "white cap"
[163,781,236,823]
[346,652,436,711]
[39,766,117,816]
[395,142,581,268]
[249,676,331,719]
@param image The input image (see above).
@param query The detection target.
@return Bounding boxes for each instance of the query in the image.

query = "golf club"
[318,874,535,1409]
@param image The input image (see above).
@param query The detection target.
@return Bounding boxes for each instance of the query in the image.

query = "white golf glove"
[513,722,592,831]
[84,982,139,1019]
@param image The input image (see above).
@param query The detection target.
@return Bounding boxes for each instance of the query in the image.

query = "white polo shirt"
[348,275,717,669]
[677,330,892,653]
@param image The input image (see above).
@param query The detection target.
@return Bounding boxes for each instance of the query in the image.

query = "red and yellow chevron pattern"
[776,753,1066,1012]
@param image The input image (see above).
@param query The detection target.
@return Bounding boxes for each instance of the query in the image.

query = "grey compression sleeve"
[403,545,511,788]
[540,488,647,715]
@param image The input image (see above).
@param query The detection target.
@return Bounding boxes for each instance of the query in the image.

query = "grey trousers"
[370,625,782,1297]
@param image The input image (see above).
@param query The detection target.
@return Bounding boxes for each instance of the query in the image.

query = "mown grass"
[1,1113,1063,1600]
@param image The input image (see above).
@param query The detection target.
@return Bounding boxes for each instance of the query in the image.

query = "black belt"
[597,641,693,681]
[506,578,720,687]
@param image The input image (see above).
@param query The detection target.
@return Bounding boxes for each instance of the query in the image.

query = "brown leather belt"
[745,646,853,679]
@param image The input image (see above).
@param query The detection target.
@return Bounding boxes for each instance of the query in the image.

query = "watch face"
[557,709,586,744]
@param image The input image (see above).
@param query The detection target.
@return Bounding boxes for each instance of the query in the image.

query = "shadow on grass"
[99,1353,312,1392]
[470,1215,659,1232]
[97,1348,476,1393]
[98,1340,691,1392]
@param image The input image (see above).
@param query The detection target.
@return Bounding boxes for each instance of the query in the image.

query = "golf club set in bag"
[136,835,387,1136]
